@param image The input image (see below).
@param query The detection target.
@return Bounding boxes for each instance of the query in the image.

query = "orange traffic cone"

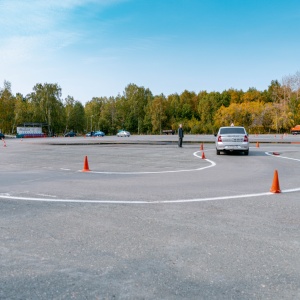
[256,141,260,148]
[270,170,281,193]
[201,152,206,159]
[82,156,91,172]
[200,143,204,151]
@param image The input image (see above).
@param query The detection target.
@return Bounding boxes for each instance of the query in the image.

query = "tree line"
[1,71,300,136]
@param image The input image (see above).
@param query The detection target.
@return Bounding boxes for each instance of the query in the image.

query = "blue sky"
[1,0,299,103]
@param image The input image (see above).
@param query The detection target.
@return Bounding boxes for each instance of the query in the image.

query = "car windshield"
[220,127,246,134]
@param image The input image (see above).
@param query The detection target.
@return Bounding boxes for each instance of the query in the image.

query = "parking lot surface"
[1,135,300,299]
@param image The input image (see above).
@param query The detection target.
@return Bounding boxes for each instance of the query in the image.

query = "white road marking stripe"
[265,152,300,162]
[80,151,216,174]
[2,150,299,204]
[0,188,299,204]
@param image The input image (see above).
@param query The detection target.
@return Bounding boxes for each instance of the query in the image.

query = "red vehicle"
[291,125,300,135]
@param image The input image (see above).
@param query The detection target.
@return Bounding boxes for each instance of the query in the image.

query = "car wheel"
[216,149,220,155]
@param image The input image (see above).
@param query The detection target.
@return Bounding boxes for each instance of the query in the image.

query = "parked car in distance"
[93,131,105,137]
[0,132,5,139]
[85,131,94,137]
[291,125,300,135]
[215,126,249,155]
[162,129,175,135]
[86,131,105,137]
[64,131,76,137]
[117,130,130,137]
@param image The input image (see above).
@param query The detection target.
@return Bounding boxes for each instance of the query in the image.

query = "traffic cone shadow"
[82,156,91,172]
[270,170,281,193]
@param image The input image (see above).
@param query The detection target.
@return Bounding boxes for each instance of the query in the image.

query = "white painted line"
[36,193,57,198]
[265,152,300,162]
[0,188,299,204]
[2,150,299,205]
[80,151,216,174]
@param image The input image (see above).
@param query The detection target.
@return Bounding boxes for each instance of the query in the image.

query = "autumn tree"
[2,70,300,136]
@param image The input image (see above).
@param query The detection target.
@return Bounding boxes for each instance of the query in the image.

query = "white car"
[215,126,249,155]
[117,130,130,137]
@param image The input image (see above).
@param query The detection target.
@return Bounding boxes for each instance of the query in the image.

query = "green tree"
[165,94,181,130]
[84,97,106,132]
[28,83,64,135]
[124,84,153,134]
[13,93,35,133]
[68,101,85,132]
[100,97,117,134]
[149,94,167,133]
[115,95,134,132]
[0,81,15,134]
[268,80,282,103]
[179,90,196,120]
[198,92,222,133]
[64,96,75,132]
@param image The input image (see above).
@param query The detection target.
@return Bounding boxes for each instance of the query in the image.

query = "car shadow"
[218,150,268,156]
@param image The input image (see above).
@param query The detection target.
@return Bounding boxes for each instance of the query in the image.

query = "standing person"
[178,124,184,147]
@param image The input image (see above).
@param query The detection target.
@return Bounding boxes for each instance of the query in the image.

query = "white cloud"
[0,0,131,62]
[0,36,37,63]
[0,30,81,65]
[0,0,83,64]
[0,0,129,37]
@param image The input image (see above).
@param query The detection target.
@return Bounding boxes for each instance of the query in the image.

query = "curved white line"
[265,152,300,162]
[0,188,299,204]
[2,150,299,204]
[83,151,216,174]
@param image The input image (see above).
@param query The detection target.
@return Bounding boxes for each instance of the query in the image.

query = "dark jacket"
[178,127,184,138]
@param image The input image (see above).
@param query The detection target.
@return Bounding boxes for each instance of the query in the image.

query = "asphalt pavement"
[0,135,299,299]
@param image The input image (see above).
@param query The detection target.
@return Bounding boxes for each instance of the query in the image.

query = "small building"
[16,123,47,138]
